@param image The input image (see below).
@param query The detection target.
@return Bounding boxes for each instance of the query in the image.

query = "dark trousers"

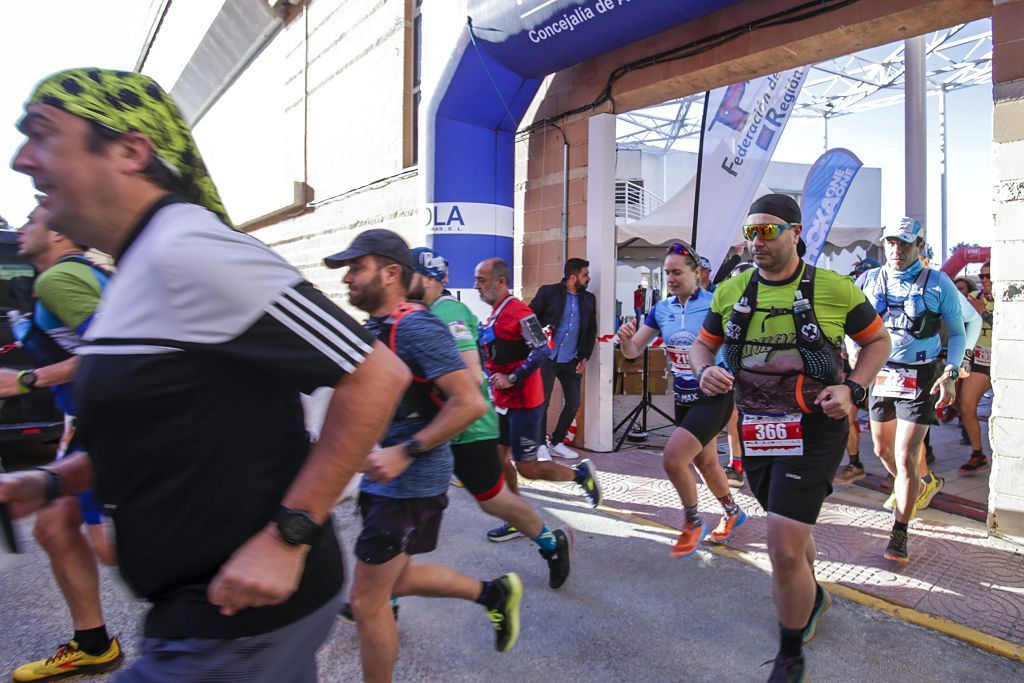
[542,358,582,444]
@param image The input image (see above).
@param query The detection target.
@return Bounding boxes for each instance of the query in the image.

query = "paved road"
[2,482,1022,682]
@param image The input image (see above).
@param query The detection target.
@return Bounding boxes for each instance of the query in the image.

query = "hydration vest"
[721,263,841,387]
[20,254,110,368]
[375,301,445,420]
[479,295,531,365]
[865,267,941,346]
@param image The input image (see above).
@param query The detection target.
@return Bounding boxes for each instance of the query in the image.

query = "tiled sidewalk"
[528,445,1024,652]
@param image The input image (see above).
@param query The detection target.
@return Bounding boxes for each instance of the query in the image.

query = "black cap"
[324,229,415,270]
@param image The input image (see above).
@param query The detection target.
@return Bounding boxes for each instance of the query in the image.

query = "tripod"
[613,346,674,451]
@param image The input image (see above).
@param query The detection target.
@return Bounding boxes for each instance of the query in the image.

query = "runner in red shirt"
[474,258,602,542]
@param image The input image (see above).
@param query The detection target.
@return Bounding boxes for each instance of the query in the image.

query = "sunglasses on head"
[742,222,800,241]
[665,243,700,269]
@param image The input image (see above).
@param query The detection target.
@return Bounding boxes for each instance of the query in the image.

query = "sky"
[0,1,153,227]
[0,3,996,261]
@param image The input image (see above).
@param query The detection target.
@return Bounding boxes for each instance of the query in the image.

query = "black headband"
[748,193,801,224]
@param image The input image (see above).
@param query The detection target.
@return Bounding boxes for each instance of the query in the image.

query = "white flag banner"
[695,67,809,273]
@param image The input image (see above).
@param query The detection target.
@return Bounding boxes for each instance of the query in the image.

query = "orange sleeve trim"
[698,328,723,348]
[851,315,884,344]
[795,374,812,414]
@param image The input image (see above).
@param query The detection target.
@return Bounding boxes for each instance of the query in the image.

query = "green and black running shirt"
[699,263,882,415]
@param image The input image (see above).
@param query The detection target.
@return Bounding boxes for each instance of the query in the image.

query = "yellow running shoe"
[916,473,944,510]
[13,637,123,682]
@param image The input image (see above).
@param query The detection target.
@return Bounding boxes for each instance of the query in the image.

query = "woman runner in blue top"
[618,244,745,557]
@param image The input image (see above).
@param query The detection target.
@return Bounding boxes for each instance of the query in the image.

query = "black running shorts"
[969,361,990,377]
[868,360,940,425]
[498,405,544,461]
[451,439,505,502]
[674,393,734,446]
[354,492,448,565]
[742,414,847,525]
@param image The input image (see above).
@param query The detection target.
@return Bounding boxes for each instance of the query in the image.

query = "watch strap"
[34,467,63,503]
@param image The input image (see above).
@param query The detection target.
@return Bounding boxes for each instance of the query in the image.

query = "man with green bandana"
[0,68,409,682]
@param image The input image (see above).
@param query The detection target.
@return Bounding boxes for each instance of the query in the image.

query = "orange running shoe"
[669,520,708,558]
[708,509,747,544]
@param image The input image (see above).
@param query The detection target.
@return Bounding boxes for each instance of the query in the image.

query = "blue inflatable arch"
[424,0,740,288]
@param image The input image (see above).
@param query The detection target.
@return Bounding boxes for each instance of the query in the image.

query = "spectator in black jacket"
[529,258,597,459]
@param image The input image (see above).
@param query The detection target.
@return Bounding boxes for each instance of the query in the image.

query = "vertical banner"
[694,67,809,271]
[800,148,863,265]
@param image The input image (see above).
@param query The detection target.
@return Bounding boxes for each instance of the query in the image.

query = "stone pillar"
[989,0,1024,544]
[583,113,617,452]
[905,35,928,231]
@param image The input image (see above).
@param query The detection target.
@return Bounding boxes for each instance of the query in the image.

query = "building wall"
[142,0,421,313]
[989,0,1024,544]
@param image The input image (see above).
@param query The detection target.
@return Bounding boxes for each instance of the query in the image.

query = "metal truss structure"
[616,20,992,151]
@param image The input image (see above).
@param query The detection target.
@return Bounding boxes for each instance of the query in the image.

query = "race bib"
[742,413,804,457]
[874,366,919,399]
[973,346,991,367]
[665,345,692,375]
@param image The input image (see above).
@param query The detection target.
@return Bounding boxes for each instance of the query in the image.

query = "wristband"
[33,467,63,503]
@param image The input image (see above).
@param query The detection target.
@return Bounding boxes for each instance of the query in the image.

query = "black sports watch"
[945,366,960,381]
[273,507,322,546]
[507,372,519,385]
[402,439,426,458]
[17,369,38,393]
[842,379,867,404]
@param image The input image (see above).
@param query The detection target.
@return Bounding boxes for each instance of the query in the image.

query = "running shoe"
[487,523,524,542]
[884,528,909,564]
[708,508,747,544]
[882,490,897,512]
[13,638,124,682]
[486,573,523,653]
[802,583,832,643]
[924,446,936,466]
[959,428,970,445]
[574,459,603,508]
[537,444,552,462]
[834,462,866,485]
[338,599,399,624]
[764,653,807,683]
[916,473,944,510]
[723,465,744,488]
[959,454,989,477]
[540,528,573,590]
[670,520,708,558]
[451,476,465,488]
[551,443,579,460]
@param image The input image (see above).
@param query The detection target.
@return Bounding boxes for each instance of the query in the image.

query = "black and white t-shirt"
[75,196,376,639]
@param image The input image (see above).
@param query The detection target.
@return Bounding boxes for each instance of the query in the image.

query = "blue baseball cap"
[882,217,924,244]
[410,247,447,282]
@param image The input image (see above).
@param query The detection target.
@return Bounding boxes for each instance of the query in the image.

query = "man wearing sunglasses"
[857,218,966,566]
[689,194,890,683]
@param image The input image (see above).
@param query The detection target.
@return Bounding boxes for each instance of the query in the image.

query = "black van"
[0,230,63,447]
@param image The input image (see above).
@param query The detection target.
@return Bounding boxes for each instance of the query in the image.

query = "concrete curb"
[594,501,1024,665]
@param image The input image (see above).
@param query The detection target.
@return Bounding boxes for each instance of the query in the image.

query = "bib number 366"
[742,413,804,457]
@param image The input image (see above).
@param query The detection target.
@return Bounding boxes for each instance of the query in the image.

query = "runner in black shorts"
[960,261,994,475]
[409,248,572,589]
[690,194,890,682]
[618,243,746,558]
[858,221,964,564]
[326,230,524,678]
